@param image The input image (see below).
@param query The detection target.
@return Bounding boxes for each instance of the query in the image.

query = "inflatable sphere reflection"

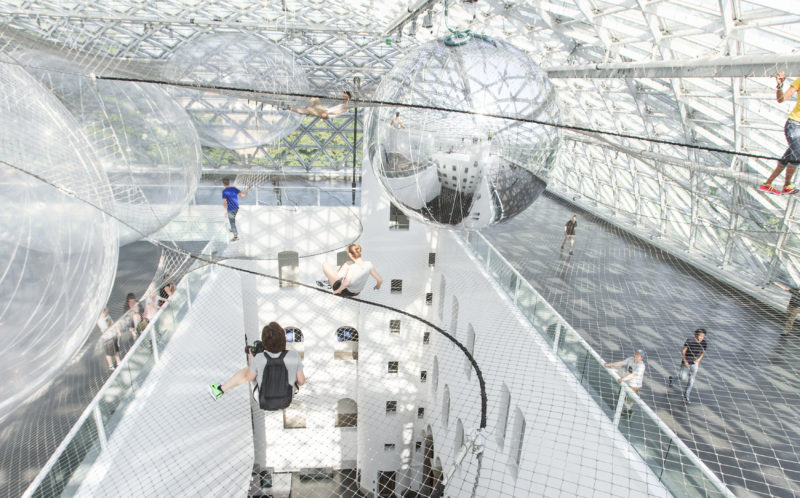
[165,32,310,150]
[30,60,202,244]
[367,35,560,229]
[0,59,118,421]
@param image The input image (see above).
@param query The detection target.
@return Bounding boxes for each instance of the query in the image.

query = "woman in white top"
[321,243,383,297]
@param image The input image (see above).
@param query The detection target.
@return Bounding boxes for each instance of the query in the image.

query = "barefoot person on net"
[759,71,800,195]
[209,322,305,410]
[318,243,383,297]
[291,91,351,121]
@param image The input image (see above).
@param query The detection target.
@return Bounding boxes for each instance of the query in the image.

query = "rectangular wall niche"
[389,319,400,334]
[391,279,403,294]
[388,361,399,373]
[385,401,397,414]
[425,293,433,305]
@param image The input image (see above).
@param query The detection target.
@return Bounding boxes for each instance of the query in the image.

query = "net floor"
[484,192,800,498]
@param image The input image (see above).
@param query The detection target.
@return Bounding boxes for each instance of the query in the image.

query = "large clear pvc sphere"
[366,35,560,229]
[27,56,201,244]
[164,32,310,150]
[0,59,118,421]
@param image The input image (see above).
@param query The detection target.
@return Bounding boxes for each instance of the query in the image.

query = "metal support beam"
[383,0,439,36]
[545,54,800,79]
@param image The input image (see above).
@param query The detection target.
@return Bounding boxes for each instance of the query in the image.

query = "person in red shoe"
[759,71,800,195]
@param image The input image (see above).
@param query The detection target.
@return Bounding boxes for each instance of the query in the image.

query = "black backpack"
[257,351,293,411]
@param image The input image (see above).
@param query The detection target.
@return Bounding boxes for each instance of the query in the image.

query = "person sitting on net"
[317,243,383,297]
[209,322,305,410]
[291,91,351,120]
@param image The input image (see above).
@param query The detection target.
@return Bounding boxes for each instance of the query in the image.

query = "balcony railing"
[457,230,735,498]
[22,264,213,498]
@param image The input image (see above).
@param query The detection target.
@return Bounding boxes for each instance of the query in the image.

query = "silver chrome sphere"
[367,35,560,229]
[0,58,118,421]
[164,32,310,150]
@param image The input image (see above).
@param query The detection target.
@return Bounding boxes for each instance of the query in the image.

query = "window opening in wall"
[335,326,358,360]
[277,251,299,288]
[415,441,422,451]
[336,398,358,428]
[389,203,409,230]
[284,401,306,429]
[377,471,397,497]
[510,408,526,472]
[497,384,511,449]
[465,325,475,379]
[420,370,427,383]
[423,332,430,344]
[442,385,450,427]
[391,279,403,294]
[386,401,397,414]
[428,252,436,267]
[388,361,398,374]
[384,443,396,451]
[425,292,433,305]
[417,407,425,419]
[450,296,459,337]
[285,327,303,343]
[389,319,400,334]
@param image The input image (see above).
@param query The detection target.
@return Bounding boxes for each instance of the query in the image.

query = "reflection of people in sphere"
[291,91,351,120]
[759,71,800,195]
[222,178,252,242]
[561,215,578,255]
[391,111,405,128]
[319,243,383,297]
[209,322,305,403]
[771,281,800,335]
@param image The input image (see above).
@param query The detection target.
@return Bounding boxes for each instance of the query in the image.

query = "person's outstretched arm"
[772,281,790,292]
[604,360,623,368]
[371,266,383,290]
[239,185,252,198]
[777,71,798,103]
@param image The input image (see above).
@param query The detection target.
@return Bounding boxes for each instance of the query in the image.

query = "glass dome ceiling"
[1,0,799,287]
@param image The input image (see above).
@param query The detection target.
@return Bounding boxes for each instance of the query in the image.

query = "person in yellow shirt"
[760,72,800,195]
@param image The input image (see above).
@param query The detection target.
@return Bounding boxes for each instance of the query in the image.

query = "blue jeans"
[227,209,238,236]
[679,363,699,400]
[780,120,800,166]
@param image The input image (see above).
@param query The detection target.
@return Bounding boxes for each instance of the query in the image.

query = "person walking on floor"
[771,281,800,335]
[669,328,708,404]
[222,178,252,242]
[561,214,578,255]
[604,349,646,417]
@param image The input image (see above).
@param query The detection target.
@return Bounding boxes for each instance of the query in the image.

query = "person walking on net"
[759,71,800,195]
[771,280,800,335]
[604,349,646,417]
[222,178,251,242]
[317,243,383,297]
[561,214,578,255]
[668,328,708,404]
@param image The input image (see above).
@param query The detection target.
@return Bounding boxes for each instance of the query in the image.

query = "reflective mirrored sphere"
[30,60,202,244]
[164,32,310,150]
[0,59,118,421]
[367,35,560,229]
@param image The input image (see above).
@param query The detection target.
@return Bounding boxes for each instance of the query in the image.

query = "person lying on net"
[291,91,351,120]
[209,322,305,410]
[317,243,383,297]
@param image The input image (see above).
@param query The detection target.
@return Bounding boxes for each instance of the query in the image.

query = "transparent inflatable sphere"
[367,35,560,229]
[27,57,201,244]
[164,32,310,150]
[0,59,118,421]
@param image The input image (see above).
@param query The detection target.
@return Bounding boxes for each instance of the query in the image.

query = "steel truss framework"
[1,0,799,289]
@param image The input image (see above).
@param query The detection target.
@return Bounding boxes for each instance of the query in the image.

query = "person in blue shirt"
[222,178,251,241]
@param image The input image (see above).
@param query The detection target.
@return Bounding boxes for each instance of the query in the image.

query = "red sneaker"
[781,185,798,195]
[759,183,780,194]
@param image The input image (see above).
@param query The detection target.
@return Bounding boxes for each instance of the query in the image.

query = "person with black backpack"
[209,322,304,409]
